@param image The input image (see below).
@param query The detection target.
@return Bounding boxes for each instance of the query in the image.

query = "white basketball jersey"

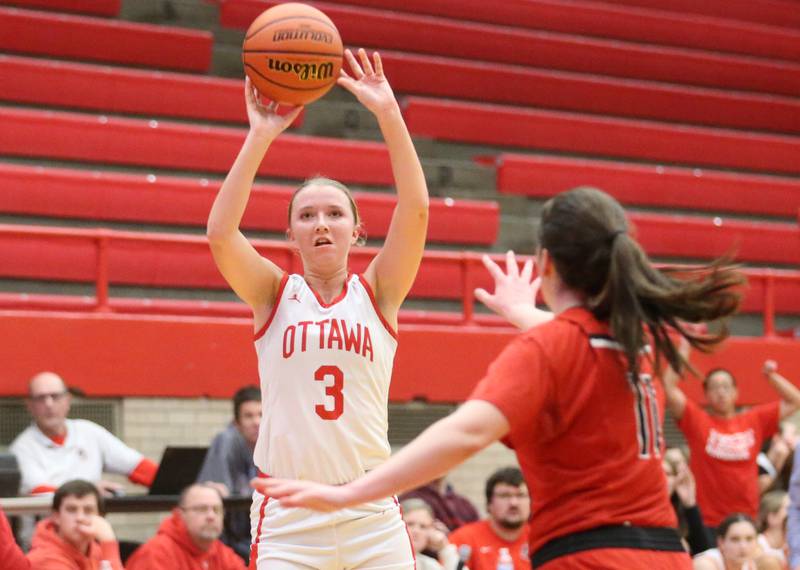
[253,273,397,485]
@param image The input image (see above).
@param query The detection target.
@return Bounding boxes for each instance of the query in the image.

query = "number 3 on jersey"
[315,365,344,420]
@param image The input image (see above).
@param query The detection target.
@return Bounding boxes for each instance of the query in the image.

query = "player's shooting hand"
[251,478,352,512]
[475,251,552,331]
[244,77,303,141]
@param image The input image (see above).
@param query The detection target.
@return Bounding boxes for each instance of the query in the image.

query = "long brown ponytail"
[538,187,744,378]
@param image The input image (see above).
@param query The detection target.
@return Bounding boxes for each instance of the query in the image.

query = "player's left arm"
[764,360,800,418]
[340,50,429,323]
[256,400,509,511]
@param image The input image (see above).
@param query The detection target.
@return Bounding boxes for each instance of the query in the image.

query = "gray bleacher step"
[120,0,220,31]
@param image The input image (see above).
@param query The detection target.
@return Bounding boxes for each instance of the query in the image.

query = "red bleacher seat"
[0,164,499,246]
[494,154,800,218]
[599,0,800,29]
[5,0,120,16]
[238,0,800,62]
[0,55,294,126]
[402,97,800,175]
[0,107,394,185]
[0,7,212,72]
[375,51,800,135]
[221,0,800,97]
[0,225,797,315]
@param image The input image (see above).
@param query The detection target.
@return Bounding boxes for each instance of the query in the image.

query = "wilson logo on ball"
[273,28,334,44]
[267,58,335,81]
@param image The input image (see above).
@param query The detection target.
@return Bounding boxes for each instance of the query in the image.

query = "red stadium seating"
[375,52,800,135]
[402,97,800,175]
[494,155,800,218]
[221,0,800,96]
[0,7,212,72]
[0,224,797,303]
[0,55,298,126]
[0,107,394,186]
[5,0,120,16]
[598,0,800,29]
[0,164,499,246]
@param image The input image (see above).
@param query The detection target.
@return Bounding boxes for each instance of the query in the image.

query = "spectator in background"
[1,505,30,570]
[196,385,261,561]
[693,513,783,570]
[756,490,788,565]
[126,483,244,570]
[664,454,714,555]
[26,479,123,569]
[448,467,531,570]
[664,357,800,530]
[787,441,800,570]
[401,498,461,570]
[400,477,479,532]
[11,372,158,496]
[758,423,797,493]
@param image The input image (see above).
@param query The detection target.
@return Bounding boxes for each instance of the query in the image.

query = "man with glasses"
[448,467,531,570]
[126,483,245,569]
[10,371,157,496]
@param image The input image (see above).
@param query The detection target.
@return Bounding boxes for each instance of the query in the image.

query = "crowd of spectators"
[3,364,800,569]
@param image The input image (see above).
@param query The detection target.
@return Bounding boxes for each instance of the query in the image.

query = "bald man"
[10,372,157,496]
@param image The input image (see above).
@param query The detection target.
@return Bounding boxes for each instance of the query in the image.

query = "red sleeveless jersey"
[469,307,677,556]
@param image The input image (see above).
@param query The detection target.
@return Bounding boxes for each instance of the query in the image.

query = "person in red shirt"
[26,479,123,570]
[125,483,245,570]
[255,187,743,569]
[664,357,800,529]
[1,505,30,570]
[448,467,531,570]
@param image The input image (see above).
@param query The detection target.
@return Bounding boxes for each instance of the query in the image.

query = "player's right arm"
[207,78,302,319]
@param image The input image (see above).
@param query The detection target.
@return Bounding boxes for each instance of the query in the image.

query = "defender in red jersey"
[256,188,744,569]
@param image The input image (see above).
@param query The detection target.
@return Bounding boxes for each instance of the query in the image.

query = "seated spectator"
[26,479,123,569]
[196,385,260,562]
[10,372,158,496]
[664,455,714,555]
[125,483,245,570]
[448,467,531,570]
[1,505,30,570]
[694,513,783,570]
[401,498,460,570]
[757,490,789,565]
[400,476,479,532]
[759,423,796,493]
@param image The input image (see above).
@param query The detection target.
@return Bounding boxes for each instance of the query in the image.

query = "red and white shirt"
[253,274,397,485]
[678,398,779,526]
[469,307,676,555]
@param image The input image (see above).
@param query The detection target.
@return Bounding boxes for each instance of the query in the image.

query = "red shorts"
[538,548,692,570]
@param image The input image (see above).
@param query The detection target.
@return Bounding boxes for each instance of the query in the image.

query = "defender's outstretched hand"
[475,251,552,331]
[251,478,352,512]
[337,48,398,117]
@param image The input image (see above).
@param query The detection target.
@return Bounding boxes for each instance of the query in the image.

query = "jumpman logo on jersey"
[288,294,301,303]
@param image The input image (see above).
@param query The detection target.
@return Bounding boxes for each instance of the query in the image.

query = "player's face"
[488,483,530,530]
[402,508,433,553]
[180,487,224,545]
[718,521,757,565]
[288,185,359,269]
[235,400,262,446]
[704,372,737,415]
[53,494,99,551]
[27,373,71,435]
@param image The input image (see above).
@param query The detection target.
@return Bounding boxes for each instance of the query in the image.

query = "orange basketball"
[242,3,343,105]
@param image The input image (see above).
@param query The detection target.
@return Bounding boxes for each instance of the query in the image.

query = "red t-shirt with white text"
[678,399,779,527]
[469,308,676,556]
[448,520,531,570]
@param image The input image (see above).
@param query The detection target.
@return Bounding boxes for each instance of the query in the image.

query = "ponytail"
[540,187,744,378]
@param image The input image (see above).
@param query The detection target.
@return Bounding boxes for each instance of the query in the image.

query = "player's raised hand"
[337,49,397,117]
[475,251,552,331]
[244,77,303,141]
[251,478,352,512]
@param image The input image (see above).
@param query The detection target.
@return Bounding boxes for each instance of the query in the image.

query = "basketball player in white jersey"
[207,48,428,569]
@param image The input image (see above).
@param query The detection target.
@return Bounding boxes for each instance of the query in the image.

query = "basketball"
[242,3,343,105]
